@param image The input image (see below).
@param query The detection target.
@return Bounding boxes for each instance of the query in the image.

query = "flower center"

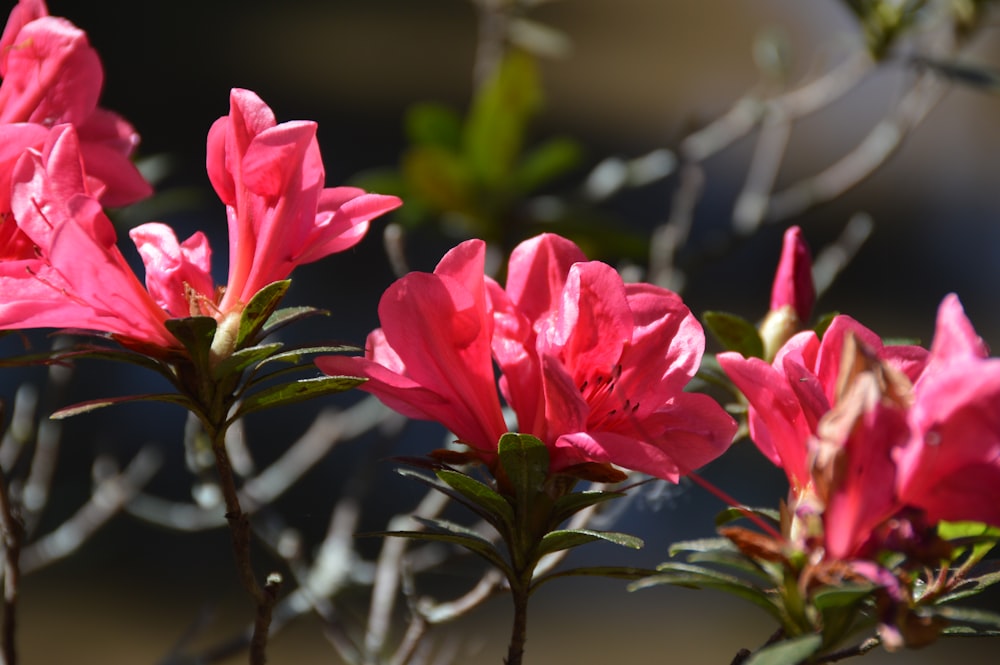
[579,364,639,430]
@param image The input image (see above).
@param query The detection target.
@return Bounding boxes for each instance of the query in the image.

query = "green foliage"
[375,433,646,602]
[353,50,586,250]
[703,311,765,358]
[639,504,1000,662]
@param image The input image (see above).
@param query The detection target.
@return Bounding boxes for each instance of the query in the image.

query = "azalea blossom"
[318,233,736,481]
[759,226,814,359]
[894,294,1000,526]
[719,293,999,561]
[0,125,175,347]
[0,0,150,229]
[0,90,401,356]
[718,315,927,493]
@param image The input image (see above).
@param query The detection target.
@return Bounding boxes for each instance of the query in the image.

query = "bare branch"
[20,446,162,573]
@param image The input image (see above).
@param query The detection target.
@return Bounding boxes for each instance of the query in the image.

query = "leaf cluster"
[8,280,365,426]
[368,433,651,596]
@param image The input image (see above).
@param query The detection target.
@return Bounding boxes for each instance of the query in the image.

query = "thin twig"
[0,463,23,665]
[20,446,162,573]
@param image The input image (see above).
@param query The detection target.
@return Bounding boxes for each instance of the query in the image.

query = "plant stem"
[210,436,280,665]
[505,578,529,665]
[0,469,23,665]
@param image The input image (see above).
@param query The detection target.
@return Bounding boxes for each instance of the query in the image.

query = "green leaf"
[938,520,1000,565]
[233,375,365,420]
[403,145,473,213]
[56,345,177,379]
[669,537,738,557]
[436,469,515,531]
[394,468,507,531]
[261,306,329,338]
[165,316,217,369]
[813,311,839,339]
[537,528,643,558]
[464,50,542,186]
[364,527,513,579]
[497,433,549,513]
[935,561,1000,604]
[932,605,1000,630]
[633,562,785,623]
[703,311,765,358]
[211,342,284,381]
[716,505,782,529]
[237,280,290,347]
[256,345,360,368]
[812,584,875,611]
[743,634,822,665]
[406,102,463,149]
[550,490,625,527]
[512,137,582,194]
[50,392,194,419]
[532,566,661,591]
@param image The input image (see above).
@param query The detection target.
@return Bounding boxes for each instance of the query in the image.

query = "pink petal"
[505,233,586,322]
[769,226,814,322]
[129,222,214,318]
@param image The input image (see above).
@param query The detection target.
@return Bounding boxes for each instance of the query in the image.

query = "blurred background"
[7,0,1000,662]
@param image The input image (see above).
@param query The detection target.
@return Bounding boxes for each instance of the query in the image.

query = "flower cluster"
[0,0,400,358]
[714,228,1000,647]
[318,233,737,482]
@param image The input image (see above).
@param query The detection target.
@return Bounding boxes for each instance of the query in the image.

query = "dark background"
[7,1,1000,663]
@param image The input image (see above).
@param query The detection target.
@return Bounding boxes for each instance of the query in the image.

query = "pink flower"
[0,125,174,348]
[317,239,509,459]
[721,293,1000,559]
[205,88,401,316]
[895,295,1000,526]
[759,226,815,359]
[489,234,737,480]
[718,315,927,491]
[0,0,150,218]
[0,90,400,356]
[319,233,737,481]
[769,226,814,323]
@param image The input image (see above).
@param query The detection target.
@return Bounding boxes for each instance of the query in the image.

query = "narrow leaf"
[538,528,642,558]
[703,311,765,358]
[669,537,739,557]
[497,432,549,512]
[550,489,625,526]
[633,562,784,622]
[261,306,329,337]
[234,375,365,419]
[436,469,515,530]
[256,345,361,368]
[362,529,512,579]
[212,342,284,381]
[743,634,822,665]
[51,392,194,419]
[165,316,217,370]
[716,505,781,528]
[236,280,290,347]
[395,468,507,531]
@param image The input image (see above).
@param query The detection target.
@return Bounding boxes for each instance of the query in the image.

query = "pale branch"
[811,212,874,299]
[364,489,452,664]
[765,71,948,223]
[732,109,792,235]
[681,52,872,163]
[127,398,401,531]
[648,163,704,291]
[19,446,162,574]
[0,385,37,474]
